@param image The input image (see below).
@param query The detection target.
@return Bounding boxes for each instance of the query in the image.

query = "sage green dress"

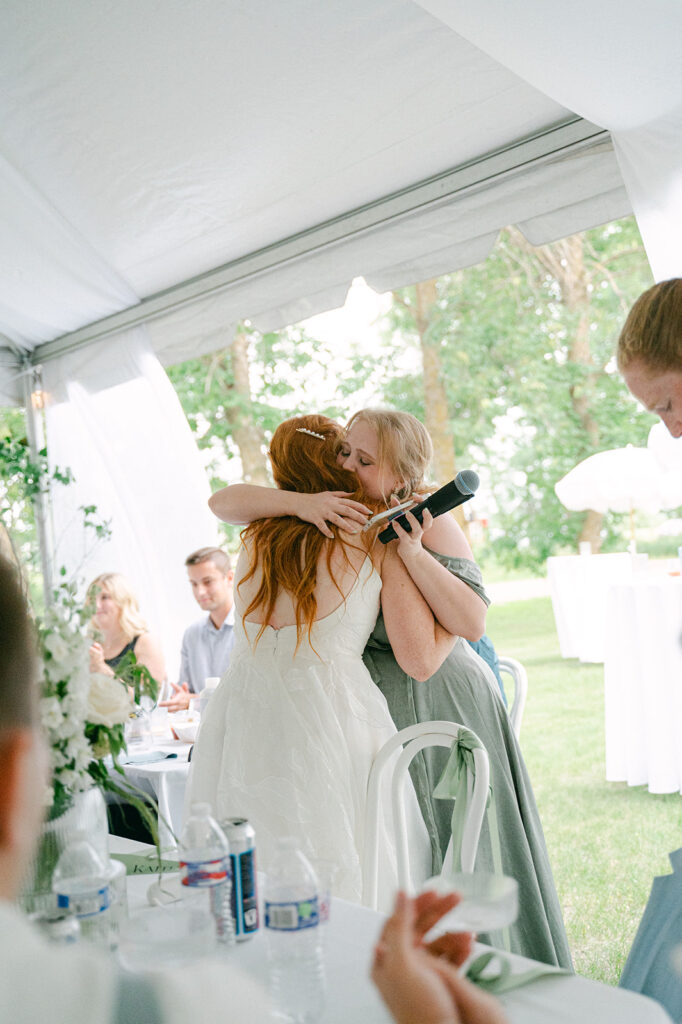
[362,553,572,969]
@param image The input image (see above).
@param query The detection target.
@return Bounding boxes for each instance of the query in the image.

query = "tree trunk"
[578,509,603,553]
[413,280,470,539]
[224,327,270,485]
[507,229,604,551]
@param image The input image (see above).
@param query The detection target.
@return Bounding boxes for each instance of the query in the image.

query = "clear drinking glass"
[117,904,217,972]
[422,872,518,934]
[125,708,153,751]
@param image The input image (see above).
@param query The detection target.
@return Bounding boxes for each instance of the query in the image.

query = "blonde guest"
[87,572,166,684]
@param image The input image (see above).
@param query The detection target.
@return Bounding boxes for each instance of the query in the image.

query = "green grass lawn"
[487,596,682,986]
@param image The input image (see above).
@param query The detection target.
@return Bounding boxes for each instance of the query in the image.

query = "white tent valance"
[416,0,682,282]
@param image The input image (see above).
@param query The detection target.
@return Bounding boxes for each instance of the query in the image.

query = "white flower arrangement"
[37,581,133,820]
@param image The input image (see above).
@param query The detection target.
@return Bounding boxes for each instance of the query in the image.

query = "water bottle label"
[265,896,320,931]
[180,857,229,888]
[57,886,109,918]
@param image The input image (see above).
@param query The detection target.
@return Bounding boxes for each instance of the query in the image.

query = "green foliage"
[165,218,656,571]
[0,407,112,599]
[110,648,159,706]
[167,321,369,550]
[376,219,656,569]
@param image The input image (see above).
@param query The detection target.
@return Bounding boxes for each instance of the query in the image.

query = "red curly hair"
[240,414,380,648]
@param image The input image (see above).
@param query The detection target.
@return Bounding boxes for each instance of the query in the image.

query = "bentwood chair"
[498,656,528,738]
[362,721,490,910]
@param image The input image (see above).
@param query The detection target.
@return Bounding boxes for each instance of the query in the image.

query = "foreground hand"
[372,892,508,1024]
[159,681,197,713]
[298,491,372,539]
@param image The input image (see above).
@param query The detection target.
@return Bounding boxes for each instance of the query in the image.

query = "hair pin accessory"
[296,427,325,439]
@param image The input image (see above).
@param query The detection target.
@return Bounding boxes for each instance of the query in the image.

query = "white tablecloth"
[118,741,191,851]
[548,553,648,663]
[111,837,672,1024]
[604,576,682,793]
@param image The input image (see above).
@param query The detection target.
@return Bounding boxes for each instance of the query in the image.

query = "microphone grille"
[455,469,479,494]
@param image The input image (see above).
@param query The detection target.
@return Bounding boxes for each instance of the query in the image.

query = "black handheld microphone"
[377,469,480,544]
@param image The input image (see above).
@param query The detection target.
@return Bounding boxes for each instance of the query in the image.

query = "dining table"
[547,552,648,663]
[110,836,673,1024]
[604,573,682,793]
[116,709,194,850]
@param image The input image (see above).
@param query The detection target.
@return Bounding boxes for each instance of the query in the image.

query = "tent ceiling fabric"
[416,0,682,281]
[1,0,640,402]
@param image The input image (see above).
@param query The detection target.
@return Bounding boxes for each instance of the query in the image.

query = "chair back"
[362,721,490,910]
[498,656,528,738]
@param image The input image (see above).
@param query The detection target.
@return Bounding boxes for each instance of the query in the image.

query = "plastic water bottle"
[52,833,111,948]
[179,802,235,945]
[264,837,326,1023]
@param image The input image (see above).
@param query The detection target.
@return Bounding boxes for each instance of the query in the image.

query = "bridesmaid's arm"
[208,484,370,538]
[390,510,487,642]
[380,545,456,682]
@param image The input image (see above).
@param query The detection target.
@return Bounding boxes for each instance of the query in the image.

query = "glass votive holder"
[421,872,518,934]
[118,904,217,973]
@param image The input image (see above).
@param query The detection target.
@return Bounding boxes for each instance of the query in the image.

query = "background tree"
[168,216,657,571]
[168,320,356,542]
[369,217,655,569]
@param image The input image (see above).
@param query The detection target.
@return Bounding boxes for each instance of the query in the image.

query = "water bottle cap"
[190,802,212,816]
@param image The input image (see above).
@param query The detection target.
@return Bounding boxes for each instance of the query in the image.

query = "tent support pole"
[21,362,54,608]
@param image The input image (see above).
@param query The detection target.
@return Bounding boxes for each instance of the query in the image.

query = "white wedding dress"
[187,556,430,909]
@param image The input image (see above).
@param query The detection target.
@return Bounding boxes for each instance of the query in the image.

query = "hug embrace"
[187,407,571,969]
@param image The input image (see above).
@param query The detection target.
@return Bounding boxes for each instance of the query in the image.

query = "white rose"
[87,673,133,726]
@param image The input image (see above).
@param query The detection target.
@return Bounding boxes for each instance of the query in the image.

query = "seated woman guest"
[87,572,166,685]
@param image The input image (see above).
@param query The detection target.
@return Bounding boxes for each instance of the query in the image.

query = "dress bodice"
[234,556,381,663]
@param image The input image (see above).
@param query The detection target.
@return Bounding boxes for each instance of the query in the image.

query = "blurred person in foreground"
[618,278,682,437]
[161,547,235,713]
[0,550,499,1023]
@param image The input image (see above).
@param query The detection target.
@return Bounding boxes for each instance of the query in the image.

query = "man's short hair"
[184,546,232,575]
[0,556,38,729]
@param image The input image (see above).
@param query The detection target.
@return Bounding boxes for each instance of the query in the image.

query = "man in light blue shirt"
[162,546,235,711]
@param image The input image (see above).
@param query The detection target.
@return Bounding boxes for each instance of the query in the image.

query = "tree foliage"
[168,217,657,571]
[371,218,656,568]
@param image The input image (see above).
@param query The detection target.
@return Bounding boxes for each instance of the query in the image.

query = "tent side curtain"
[41,328,218,682]
[5,128,628,398]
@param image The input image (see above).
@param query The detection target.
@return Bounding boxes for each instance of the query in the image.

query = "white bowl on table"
[170,715,200,744]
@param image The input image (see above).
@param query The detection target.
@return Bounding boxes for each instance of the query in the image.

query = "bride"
[187,415,444,907]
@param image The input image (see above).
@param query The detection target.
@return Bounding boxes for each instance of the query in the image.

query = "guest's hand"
[89,642,109,674]
[159,681,197,713]
[386,501,434,564]
[296,491,372,538]
[412,890,473,965]
[372,891,508,1024]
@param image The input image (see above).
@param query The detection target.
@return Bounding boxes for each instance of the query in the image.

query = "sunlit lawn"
[487,596,682,986]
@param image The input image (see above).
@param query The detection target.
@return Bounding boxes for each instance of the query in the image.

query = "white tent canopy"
[2,0,681,678]
[6,0,668,397]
